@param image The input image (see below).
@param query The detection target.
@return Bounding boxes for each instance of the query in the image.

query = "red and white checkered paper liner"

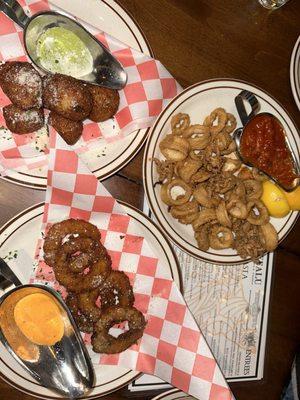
[31,128,234,400]
[0,0,181,175]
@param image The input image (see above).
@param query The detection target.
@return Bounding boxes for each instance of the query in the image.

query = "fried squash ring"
[91,306,146,354]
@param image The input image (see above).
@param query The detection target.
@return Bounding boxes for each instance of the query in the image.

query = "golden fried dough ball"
[49,111,83,145]
[3,104,44,134]
[43,74,92,121]
[87,84,119,122]
[0,62,42,109]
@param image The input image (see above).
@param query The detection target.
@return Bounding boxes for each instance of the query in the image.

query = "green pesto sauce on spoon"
[36,27,93,78]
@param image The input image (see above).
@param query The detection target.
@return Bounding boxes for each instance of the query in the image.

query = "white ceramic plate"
[1,0,153,190]
[143,79,300,265]
[290,35,300,111]
[0,202,180,399]
[151,388,193,400]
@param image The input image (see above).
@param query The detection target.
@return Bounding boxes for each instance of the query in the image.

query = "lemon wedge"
[283,186,300,211]
[261,181,290,218]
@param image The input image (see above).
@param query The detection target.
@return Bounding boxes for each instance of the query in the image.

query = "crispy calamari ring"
[220,139,236,155]
[246,200,270,225]
[55,237,106,272]
[66,293,94,333]
[244,179,263,200]
[177,158,202,182]
[159,135,189,161]
[160,179,192,206]
[43,219,101,267]
[209,225,234,250]
[204,107,227,135]
[224,113,237,133]
[227,198,248,219]
[193,184,219,208]
[183,125,210,149]
[192,209,217,230]
[171,113,190,135]
[259,223,278,251]
[194,223,210,251]
[216,200,232,227]
[204,145,224,172]
[189,149,205,162]
[78,271,134,322]
[182,124,210,138]
[170,199,199,224]
[222,157,241,173]
[213,131,232,152]
[54,254,111,293]
[153,158,175,183]
[190,169,211,184]
[91,306,146,354]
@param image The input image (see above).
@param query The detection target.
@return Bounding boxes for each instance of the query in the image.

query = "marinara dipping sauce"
[240,114,298,190]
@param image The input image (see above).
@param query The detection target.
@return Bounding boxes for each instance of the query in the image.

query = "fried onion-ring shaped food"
[204,107,227,135]
[216,200,232,227]
[159,135,189,161]
[100,271,135,309]
[55,237,106,272]
[170,199,199,224]
[49,111,83,145]
[224,113,237,134]
[171,113,190,135]
[259,223,278,251]
[182,124,210,138]
[246,200,270,225]
[0,61,42,109]
[177,158,202,182]
[87,85,120,122]
[153,158,175,183]
[183,125,210,150]
[43,219,101,267]
[192,209,217,230]
[190,169,211,185]
[193,184,218,208]
[227,198,248,219]
[160,179,192,206]
[244,179,263,200]
[91,306,146,354]
[43,74,92,121]
[3,104,44,134]
[55,254,111,292]
[66,293,94,333]
[209,225,234,250]
[194,224,210,251]
[222,157,241,173]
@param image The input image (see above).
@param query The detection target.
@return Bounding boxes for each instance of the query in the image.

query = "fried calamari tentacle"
[160,179,192,206]
[244,179,263,200]
[159,134,189,161]
[171,113,190,135]
[193,184,219,208]
[226,198,248,219]
[209,225,234,250]
[66,293,94,333]
[246,200,270,225]
[232,219,265,260]
[216,200,232,227]
[91,306,146,354]
[177,158,202,182]
[153,158,175,183]
[259,223,278,251]
[192,209,217,230]
[194,223,210,251]
[43,219,101,267]
[170,199,199,224]
[224,113,237,134]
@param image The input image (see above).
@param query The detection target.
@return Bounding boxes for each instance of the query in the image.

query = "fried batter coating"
[43,74,92,121]
[3,104,44,134]
[49,111,83,145]
[0,61,42,109]
[87,84,119,122]
[66,293,94,333]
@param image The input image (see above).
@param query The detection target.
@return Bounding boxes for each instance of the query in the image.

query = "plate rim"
[143,78,300,265]
[0,201,181,399]
[0,0,154,190]
[290,35,300,111]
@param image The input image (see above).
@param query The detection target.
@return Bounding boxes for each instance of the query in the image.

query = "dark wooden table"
[1,0,300,399]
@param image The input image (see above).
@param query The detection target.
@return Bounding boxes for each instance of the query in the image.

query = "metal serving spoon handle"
[0,0,30,28]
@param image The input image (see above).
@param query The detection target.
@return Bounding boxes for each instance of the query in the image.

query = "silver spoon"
[0,284,95,398]
[0,0,127,89]
[233,90,300,192]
